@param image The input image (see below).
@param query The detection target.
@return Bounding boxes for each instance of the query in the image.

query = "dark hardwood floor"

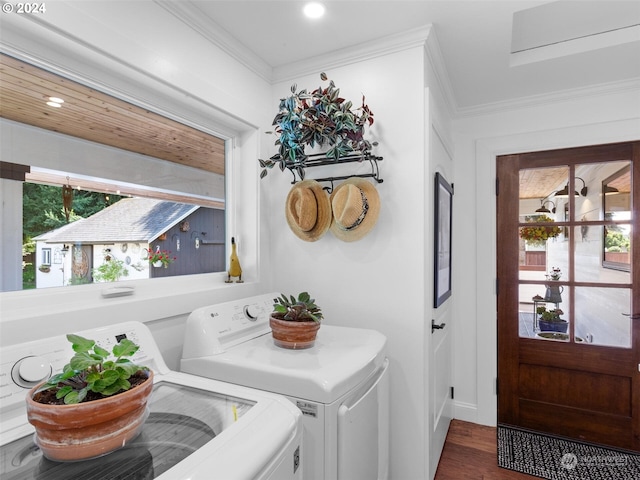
[434,419,538,479]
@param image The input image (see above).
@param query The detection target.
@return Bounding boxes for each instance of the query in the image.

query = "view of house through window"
[22,175,225,290]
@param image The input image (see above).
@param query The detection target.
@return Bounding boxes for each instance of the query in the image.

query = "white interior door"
[429,304,453,479]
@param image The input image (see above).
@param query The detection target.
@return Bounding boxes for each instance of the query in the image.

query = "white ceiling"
[185,0,640,112]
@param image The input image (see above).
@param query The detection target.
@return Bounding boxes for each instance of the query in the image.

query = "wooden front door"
[497,141,639,451]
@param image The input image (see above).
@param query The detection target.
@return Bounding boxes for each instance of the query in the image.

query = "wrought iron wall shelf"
[286,151,383,192]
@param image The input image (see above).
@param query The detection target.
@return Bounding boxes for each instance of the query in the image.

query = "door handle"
[431,319,446,333]
[622,313,640,320]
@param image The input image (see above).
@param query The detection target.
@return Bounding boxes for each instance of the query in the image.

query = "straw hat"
[329,178,380,242]
[285,180,332,241]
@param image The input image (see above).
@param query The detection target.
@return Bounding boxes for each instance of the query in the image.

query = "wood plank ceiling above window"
[0,53,225,176]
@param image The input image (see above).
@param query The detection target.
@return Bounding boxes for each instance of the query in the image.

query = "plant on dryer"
[270,292,323,349]
[272,292,324,323]
[25,333,154,461]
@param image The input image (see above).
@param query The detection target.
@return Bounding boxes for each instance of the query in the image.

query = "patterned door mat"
[498,426,640,479]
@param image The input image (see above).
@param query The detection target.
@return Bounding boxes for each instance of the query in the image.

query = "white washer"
[180,293,390,480]
[1,321,302,480]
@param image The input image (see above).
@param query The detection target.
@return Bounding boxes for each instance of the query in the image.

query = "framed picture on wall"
[434,172,453,308]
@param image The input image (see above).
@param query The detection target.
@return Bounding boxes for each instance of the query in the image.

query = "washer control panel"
[182,293,279,358]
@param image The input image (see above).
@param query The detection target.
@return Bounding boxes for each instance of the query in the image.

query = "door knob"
[431,319,446,333]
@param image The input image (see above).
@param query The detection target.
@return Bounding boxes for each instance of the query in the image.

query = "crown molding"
[423,25,457,121]
[271,25,433,85]
[155,0,273,82]
[456,77,640,118]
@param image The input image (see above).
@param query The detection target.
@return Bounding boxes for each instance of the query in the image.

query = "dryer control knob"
[243,304,261,321]
[18,356,52,383]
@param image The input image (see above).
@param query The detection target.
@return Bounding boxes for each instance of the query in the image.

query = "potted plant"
[146,246,176,268]
[269,292,323,349]
[259,72,375,180]
[519,214,562,247]
[536,306,568,333]
[92,250,129,282]
[26,334,153,461]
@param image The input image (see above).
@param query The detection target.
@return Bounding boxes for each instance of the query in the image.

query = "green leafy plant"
[259,72,374,179]
[272,292,324,323]
[537,306,564,322]
[36,334,149,404]
[519,214,562,247]
[92,256,129,282]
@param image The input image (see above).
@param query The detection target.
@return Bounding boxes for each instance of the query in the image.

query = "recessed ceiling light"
[46,96,64,108]
[303,2,325,19]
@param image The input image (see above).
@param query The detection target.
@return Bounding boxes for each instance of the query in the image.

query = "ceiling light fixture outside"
[303,2,325,19]
[555,177,587,198]
[46,101,62,108]
[535,200,556,214]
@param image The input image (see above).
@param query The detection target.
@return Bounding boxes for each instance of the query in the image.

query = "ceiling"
[186,0,640,111]
[1,1,637,200]
[0,53,225,175]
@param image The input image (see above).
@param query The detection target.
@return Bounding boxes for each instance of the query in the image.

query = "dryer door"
[337,359,389,480]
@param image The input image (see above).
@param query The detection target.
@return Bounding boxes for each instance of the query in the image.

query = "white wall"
[0,2,271,368]
[263,44,436,479]
[451,86,640,426]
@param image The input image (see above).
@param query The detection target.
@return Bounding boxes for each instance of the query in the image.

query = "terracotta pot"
[269,315,320,349]
[26,370,154,462]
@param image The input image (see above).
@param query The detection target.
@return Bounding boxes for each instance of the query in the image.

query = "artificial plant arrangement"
[259,72,375,180]
[26,334,153,461]
[269,292,324,349]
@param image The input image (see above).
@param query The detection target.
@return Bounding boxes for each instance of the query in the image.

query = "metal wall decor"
[286,151,383,193]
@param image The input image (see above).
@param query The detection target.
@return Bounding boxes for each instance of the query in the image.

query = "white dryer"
[181,292,390,480]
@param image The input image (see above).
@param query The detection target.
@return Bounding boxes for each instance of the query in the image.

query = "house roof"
[41,198,198,244]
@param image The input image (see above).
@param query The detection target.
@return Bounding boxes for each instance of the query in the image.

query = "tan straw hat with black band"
[285,179,332,242]
[329,177,380,242]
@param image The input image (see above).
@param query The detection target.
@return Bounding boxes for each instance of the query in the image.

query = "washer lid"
[181,325,387,404]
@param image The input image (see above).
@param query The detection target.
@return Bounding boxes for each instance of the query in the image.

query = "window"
[41,248,51,266]
[603,164,631,272]
[2,115,226,292]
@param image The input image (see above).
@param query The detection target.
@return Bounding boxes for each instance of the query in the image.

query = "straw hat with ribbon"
[329,177,380,242]
[285,180,332,242]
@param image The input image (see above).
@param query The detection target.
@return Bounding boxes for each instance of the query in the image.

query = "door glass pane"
[575,225,631,284]
[603,163,631,273]
[575,287,631,348]
[519,284,571,340]
[519,166,568,281]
